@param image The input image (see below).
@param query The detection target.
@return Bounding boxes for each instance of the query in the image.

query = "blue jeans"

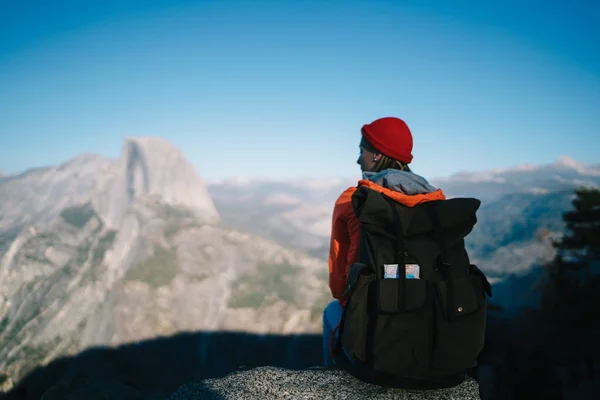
[322,300,354,366]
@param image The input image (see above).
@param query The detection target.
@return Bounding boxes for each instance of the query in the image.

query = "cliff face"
[0,137,219,236]
[0,137,330,385]
[98,137,220,229]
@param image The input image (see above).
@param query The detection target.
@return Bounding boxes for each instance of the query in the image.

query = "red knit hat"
[361,117,413,163]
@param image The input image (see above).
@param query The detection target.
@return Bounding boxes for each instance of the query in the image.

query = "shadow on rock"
[1,330,323,400]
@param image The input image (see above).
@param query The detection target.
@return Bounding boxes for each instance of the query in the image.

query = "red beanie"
[361,117,413,163]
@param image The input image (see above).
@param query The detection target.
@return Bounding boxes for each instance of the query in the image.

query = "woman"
[322,116,446,366]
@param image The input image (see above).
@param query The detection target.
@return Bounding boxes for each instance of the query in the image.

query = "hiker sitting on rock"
[322,116,445,367]
[322,116,490,391]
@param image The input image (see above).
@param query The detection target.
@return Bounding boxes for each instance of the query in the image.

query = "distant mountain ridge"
[431,155,600,201]
[0,137,329,387]
[205,155,600,190]
[1,138,220,231]
[206,155,600,278]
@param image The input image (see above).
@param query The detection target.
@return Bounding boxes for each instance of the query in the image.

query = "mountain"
[431,155,600,201]
[207,156,600,278]
[2,141,598,390]
[432,157,600,276]
[0,138,330,385]
[0,138,220,233]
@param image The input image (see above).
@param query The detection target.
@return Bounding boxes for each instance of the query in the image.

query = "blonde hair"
[373,154,411,173]
[360,137,411,173]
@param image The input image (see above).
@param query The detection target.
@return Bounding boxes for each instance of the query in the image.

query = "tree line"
[479,187,600,399]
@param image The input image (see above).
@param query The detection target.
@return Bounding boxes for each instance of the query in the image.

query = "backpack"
[332,185,492,389]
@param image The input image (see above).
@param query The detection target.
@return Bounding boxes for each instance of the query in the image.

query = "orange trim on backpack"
[357,179,446,206]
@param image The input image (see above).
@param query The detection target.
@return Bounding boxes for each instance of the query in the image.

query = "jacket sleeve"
[328,188,361,302]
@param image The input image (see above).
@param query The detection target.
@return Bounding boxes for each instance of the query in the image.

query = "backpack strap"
[332,261,368,364]
[426,203,456,319]
[329,323,341,362]
[470,264,493,298]
[331,264,358,363]
[331,300,349,365]
[382,195,408,311]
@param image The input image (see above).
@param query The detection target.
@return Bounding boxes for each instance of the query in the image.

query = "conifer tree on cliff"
[546,187,600,387]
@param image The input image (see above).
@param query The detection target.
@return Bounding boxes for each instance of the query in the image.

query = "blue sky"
[1,0,599,181]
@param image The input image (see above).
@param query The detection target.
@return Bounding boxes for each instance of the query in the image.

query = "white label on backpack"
[384,264,399,279]
[405,264,420,279]
[383,264,420,279]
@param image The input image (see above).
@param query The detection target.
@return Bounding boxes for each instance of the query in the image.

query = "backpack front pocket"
[431,273,487,372]
[372,279,434,373]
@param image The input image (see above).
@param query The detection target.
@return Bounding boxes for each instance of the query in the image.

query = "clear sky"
[1,0,599,181]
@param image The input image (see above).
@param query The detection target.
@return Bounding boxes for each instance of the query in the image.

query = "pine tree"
[546,186,600,388]
[557,187,600,267]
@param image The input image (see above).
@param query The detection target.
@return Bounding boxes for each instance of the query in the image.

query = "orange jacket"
[328,179,446,305]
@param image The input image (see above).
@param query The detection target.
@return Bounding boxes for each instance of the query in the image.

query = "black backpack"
[332,185,492,389]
